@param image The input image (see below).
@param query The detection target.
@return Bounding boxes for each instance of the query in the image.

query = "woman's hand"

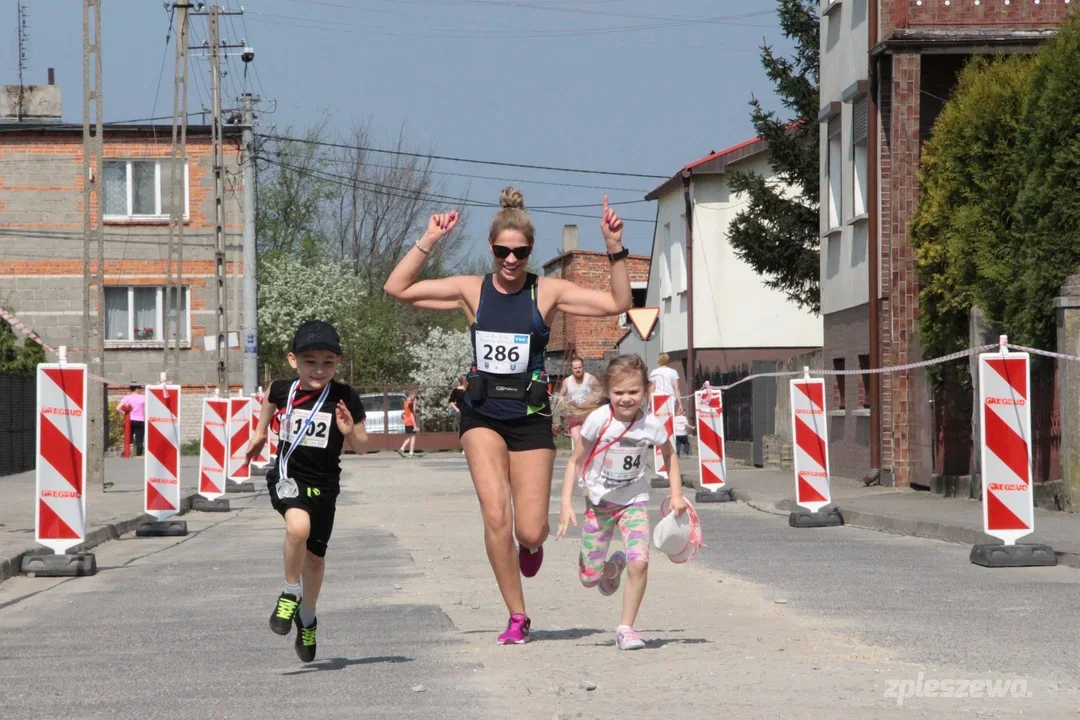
[557,500,578,540]
[600,195,624,250]
[421,211,460,246]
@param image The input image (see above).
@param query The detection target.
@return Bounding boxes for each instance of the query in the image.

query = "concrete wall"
[0,129,246,392]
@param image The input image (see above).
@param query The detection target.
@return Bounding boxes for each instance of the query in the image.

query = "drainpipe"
[868,0,882,474]
[681,169,695,409]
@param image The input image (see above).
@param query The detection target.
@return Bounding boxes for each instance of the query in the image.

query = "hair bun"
[500,187,525,211]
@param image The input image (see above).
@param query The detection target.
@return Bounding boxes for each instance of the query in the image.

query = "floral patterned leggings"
[578,499,650,587]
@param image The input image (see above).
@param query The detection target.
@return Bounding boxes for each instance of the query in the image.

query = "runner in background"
[558,357,600,450]
[384,187,632,645]
[399,390,418,458]
[449,376,468,455]
[673,408,692,458]
[117,384,146,457]
[648,352,684,414]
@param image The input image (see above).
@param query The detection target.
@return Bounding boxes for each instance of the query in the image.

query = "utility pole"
[82,0,105,489]
[190,4,246,394]
[164,1,190,383]
[681,169,695,418]
[241,92,260,395]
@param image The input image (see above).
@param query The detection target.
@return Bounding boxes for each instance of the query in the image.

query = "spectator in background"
[117,383,146,456]
[449,376,467,418]
[399,390,418,458]
[558,357,600,450]
[648,352,684,414]
[673,408,692,458]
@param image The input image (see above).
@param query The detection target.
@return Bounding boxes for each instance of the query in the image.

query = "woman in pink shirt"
[117,384,146,456]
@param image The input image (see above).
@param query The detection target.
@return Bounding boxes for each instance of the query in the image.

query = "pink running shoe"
[598,551,627,597]
[497,613,531,645]
[518,544,544,578]
[616,626,646,651]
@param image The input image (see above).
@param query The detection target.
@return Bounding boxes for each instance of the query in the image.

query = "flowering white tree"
[407,327,473,419]
[258,255,366,372]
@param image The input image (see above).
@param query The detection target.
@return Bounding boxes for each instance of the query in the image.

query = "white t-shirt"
[673,415,689,437]
[649,366,680,396]
[579,406,669,506]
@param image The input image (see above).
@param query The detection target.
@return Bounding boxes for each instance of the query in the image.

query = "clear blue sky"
[12,0,794,264]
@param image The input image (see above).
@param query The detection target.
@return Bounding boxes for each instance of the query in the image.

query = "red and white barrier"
[199,397,229,500]
[979,346,1034,545]
[250,388,271,468]
[145,384,181,520]
[790,375,832,512]
[35,362,88,554]
[228,395,252,481]
[695,384,727,492]
[651,393,675,478]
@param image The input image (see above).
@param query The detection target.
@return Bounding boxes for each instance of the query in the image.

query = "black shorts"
[404,425,416,434]
[459,405,555,453]
[266,471,339,558]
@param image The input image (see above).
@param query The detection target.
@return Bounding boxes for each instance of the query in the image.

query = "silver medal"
[276,476,299,499]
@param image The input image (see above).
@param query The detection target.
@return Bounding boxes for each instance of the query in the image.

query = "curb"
[2,490,209,586]
[768,498,1080,570]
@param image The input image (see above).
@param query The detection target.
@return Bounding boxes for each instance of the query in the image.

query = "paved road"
[2,453,1078,719]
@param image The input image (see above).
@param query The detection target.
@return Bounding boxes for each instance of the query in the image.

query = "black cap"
[292,320,342,355]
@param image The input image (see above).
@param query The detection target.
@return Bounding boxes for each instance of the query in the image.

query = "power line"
[257,132,669,180]
[259,154,655,223]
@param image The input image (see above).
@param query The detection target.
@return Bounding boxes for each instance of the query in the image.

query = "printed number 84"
[622,455,641,471]
[483,345,520,363]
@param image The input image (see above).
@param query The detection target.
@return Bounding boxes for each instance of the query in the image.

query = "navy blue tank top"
[466,273,549,420]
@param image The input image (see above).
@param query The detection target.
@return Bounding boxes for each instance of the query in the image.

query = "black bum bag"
[467,369,549,406]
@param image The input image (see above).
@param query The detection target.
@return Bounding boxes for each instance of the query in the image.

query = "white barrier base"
[788,508,845,528]
[970,543,1056,567]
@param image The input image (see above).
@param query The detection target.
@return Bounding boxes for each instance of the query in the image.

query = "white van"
[360,392,407,435]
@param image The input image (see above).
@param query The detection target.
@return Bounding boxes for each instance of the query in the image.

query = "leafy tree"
[407,327,473,417]
[727,0,821,312]
[1010,16,1080,351]
[0,310,46,374]
[911,55,1036,381]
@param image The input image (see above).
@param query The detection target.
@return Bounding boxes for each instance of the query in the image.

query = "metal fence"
[0,373,35,477]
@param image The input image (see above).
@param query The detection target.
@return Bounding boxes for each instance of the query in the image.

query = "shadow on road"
[281,655,414,675]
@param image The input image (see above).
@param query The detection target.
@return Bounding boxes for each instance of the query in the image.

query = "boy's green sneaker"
[270,592,299,635]
[295,614,317,663]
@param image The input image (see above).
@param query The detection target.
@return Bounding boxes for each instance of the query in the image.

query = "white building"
[619,137,823,391]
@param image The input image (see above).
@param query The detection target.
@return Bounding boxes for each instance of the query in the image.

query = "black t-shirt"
[449,388,465,407]
[268,378,366,489]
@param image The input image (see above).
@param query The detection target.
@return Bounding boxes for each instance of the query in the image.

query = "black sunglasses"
[492,244,532,261]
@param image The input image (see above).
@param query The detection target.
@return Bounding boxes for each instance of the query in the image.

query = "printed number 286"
[483,345,520,362]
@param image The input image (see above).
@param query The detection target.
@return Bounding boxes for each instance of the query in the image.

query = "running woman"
[384,187,632,644]
[558,357,600,450]
[557,354,686,650]
[246,320,369,663]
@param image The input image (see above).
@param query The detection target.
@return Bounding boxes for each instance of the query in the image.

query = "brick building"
[542,225,650,380]
[820,0,1066,484]
[0,78,246,441]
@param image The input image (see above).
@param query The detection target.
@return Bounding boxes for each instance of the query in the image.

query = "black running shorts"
[459,404,555,453]
[267,471,339,558]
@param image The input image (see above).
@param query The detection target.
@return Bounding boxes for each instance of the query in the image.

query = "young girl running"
[557,354,687,650]
[384,187,632,644]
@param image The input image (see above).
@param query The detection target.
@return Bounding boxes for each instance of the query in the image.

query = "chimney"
[1,73,62,123]
[561,224,579,254]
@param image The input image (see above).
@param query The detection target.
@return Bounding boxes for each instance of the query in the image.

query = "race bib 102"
[280,409,332,449]
[475,331,530,375]
[601,446,646,484]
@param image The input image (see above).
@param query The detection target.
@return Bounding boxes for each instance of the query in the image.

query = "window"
[104,286,189,343]
[858,354,871,408]
[852,97,868,218]
[659,222,672,299]
[827,115,842,230]
[672,215,687,294]
[618,284,650,327]
[103,159,189,220]
[832,357,846,409]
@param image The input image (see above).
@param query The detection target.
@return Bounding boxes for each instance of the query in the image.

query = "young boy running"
[247,320,368,663]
